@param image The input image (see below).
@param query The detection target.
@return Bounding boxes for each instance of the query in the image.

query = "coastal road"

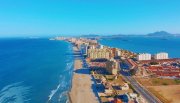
[124,76,162,103]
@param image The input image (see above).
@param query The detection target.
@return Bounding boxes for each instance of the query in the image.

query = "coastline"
[52,37,180,103]
[68,45,98,103]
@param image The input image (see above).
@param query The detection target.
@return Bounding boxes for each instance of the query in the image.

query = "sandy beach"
[69,46,98,103]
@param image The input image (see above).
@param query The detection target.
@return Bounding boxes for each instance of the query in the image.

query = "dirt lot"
[136,77,180,86]
[148,85,180,103]
[135,77,180,103]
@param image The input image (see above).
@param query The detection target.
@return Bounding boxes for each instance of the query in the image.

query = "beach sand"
[69,46,98,103]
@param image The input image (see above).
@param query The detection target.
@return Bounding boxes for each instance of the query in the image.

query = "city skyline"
[0,0,180,37]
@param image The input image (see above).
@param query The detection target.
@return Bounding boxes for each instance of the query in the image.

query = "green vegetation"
[130,69,136,75]
[162,82,168,85]
[174,79,180,84]
[137,78,180,86]
[152,80,159,84]
[151,78,180,85]
[94,74,103,79]
[105,75,114,80]
[128,83,136,93]
[149,62,159,65]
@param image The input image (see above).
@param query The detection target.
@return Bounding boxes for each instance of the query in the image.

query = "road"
[120,61,162,103]
[124,76,162,103]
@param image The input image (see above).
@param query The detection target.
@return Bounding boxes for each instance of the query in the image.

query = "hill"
[147,31,173,37]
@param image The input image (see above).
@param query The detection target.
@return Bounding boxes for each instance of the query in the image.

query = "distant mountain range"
[147,31,178,37]
[80,31,180,38]
[80,34,100,37]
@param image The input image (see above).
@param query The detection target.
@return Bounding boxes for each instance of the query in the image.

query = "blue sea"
[0,38,74,103]
[100,36,180,58]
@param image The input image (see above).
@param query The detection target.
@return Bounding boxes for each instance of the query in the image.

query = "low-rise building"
[121,83,129,90]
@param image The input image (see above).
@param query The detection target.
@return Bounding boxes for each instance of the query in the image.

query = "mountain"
[80,34,100,37]
[174,34,180,37]
[147,31,173,37]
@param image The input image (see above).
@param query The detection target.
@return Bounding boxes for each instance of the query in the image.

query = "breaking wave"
[48,45,74,103]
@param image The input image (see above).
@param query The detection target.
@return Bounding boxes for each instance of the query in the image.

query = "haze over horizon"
[0,0,180,37]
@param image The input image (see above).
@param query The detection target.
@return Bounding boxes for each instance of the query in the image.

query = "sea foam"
[48,52,74,103]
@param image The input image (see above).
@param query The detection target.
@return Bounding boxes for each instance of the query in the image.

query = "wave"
[48,62,73,102]
[47,75,68,102]
[64,62,73,72]
[47,43,74,103]
[48,83,61,101]
[0,82,31,103]
[58,91,68,103]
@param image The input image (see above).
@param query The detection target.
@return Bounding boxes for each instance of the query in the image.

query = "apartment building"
[137,53,151,61]
[106,59,119,75]
[87,48,111,59]
[154,52,168,60]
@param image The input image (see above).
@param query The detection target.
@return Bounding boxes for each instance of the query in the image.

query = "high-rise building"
[110,48,116,58]
[98,44,104,49]
[154,52,168,60]
[87,48,111,59]
[137,53,151,61]
[116,49,121,57]
[80,44,88,55]
[106,59,119,75]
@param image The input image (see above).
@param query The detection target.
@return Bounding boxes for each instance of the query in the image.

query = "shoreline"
[68,45,98,103]
[57,38,180,103]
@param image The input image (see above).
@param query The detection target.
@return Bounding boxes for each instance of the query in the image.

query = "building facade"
[116,49,121,57]
[80,44,88,55]
[137,53,151,61]
[106,59,119,75]
[87,48,111,59]
[154,52,168,60]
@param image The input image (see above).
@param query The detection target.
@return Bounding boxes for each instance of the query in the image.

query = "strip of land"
[69,46,98,103]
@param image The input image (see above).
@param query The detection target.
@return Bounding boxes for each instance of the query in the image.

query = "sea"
[99,36,180,58]
[0,38,74,103]
[0,36,179,103]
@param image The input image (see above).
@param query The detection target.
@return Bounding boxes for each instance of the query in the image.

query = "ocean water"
[0,38,74,103]
[99,36,180,58]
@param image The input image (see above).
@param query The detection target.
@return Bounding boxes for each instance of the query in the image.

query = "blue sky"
[0,0,180,37]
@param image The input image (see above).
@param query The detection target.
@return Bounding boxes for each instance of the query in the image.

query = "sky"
[0,0,180,37]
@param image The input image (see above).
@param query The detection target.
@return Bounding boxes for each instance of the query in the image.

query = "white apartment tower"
[137,53,151,61]
[116,50,121,56]
[154,52,168,60]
